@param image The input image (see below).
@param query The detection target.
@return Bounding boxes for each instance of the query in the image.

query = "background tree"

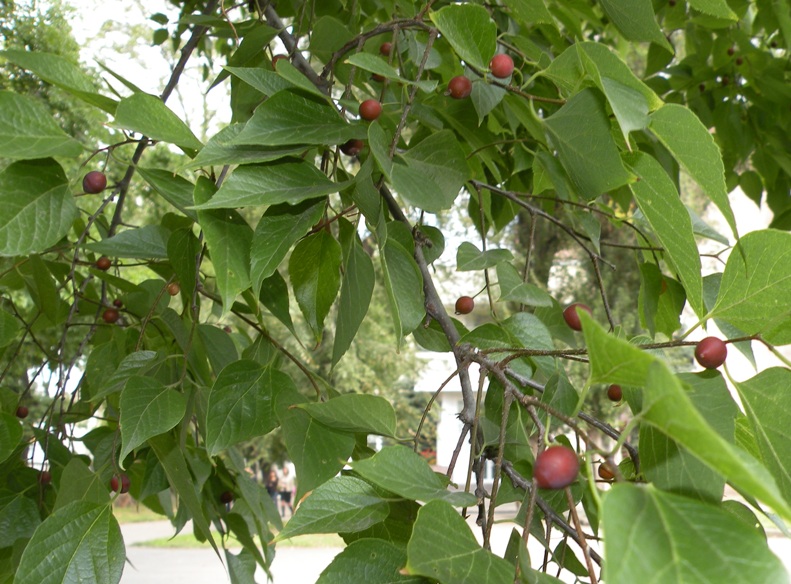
[2,1,791,583]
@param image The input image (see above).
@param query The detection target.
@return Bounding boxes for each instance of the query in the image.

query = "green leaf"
[543,88,632,200]
[223,66,297,97]
[259,270,297,337]
[687,0,737,19]
[711,230,791,344]
[112,93,202,151]
[119,376,187,463]
[54,458,110,511]
[580,311,791,519]
[205,361,282,456]
[0,50,117,113]
[602,484,785,584]
[137,168,197,220]
[405,500,515,583]
[91,350,160,401]
[0,91,83,159]
[86,225,170,259]
[333,229,375,366]
[496,262,553,307]
[149,433,219,556]
[192,161,347,209]
[345,53,437,92]
[386,131,470,212]
[381,238,425,342]
[276,476,389,540]
[601,78,650,143]
[318,539,428,584]
[15,502,124,584]
[429,4,497,71]
[350,445,476,506]
[456,242,513,271]
[0,159,78,256]
[227,549,257,584]
[298,394,397,437]
[544,43,662,110]
[250,199,325,295]
[184,123,305,169]
[195,177,253,317]
[276,386,356,500]
[626,152,704,318]
[0,413,23,464]
[502,0,554,25]
[598,0,672,51]
[0,311,21,348]
[639,372,736,503]
[234,89,363,146]
[0,491,40,547]
[649,104,736,239]
[735,368,791,504]
[289,230,342,342]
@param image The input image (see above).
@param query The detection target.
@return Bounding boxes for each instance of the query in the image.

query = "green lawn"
[112,504,164,524]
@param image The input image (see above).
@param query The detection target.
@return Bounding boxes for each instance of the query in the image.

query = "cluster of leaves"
[2,0,791,582]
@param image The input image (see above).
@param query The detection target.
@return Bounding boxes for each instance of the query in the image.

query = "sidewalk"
[119,517,791,584]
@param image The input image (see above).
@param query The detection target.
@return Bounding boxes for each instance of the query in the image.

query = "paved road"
[120,519,791,583]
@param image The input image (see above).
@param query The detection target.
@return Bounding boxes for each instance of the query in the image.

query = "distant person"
[278,465,296,518]
[265,468,279,503]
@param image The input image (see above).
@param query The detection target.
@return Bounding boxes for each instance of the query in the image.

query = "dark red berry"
[167,282,180,296]
[371,73,386,82]
[340,139,364,156]
[16,406,29,419]
[110,473,131,494]
[380,42,392,56]
[82,171,107,194]
[113,299,123,308]
[102,308,120,324]
[448,76,472,99]
[96,256,111,271]
[220,490,234,504]
[359,99,382,121]
[40,471,52,485]
[272,54,287,67]
[695,337,727,369]
[563,303,592,332]
[607,384,622,402]
[735,57,743,66]
[489,54,514,79]
[598,463,615,481]
[455,296,475,315]
[534,445,579,490]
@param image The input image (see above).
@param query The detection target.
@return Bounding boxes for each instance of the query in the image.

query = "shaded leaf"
[0,158,77,256]
[288,230,342,341]
[456,242,513,271]
[649,104,736,238]
[250,199,325,295]
[429,4,497,71]
[543,88,632,200]
[112,93,202,151]
[276,476,389,540]
[298,394,397,437]
[15,502,124,584]
[350,445,476,506]
[602,484,785,584]
[205,361,282,456]
[235,89,364,146]
[0,413,22,464]
[0,91,83,159]
[333,229,375,366]
[405,500,514,583]
[86,225,170,260]
[192,161,349,209]
[318,539,429,584]
[119,376,187,463]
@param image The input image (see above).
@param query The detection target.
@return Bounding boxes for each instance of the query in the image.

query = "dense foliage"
[2,0,791,582]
